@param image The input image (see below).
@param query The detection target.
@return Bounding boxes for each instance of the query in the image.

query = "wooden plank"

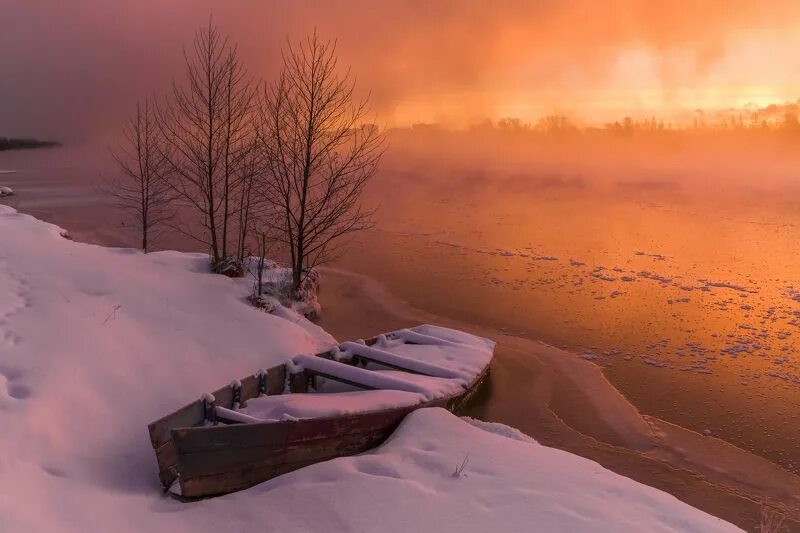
[238,374,260,405]
[147,400,205,449]
[213,362,285,407]
[177,421,400,478]
[288,369,309,393]
[353,354,430,376]
[266,363,286,395]
[147,340,382,449]
[179,458,320,498]
[172,369,485,456]
[149,362,484,452]
[210,383,235,409]
[147,362,290,447]
[304,368,378,391]
[172,405,418,454]
[155,439,180,489]
[175,412,415,497]
[175,395,456,498]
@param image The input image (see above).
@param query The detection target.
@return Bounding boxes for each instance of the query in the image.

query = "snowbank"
[0,205,741,532]
[241,408,740,533]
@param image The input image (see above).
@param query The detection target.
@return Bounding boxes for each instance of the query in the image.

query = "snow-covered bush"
[212,256,246,278]
[247,293,278,313]
[292,269,322,319]
[245,257,321,319]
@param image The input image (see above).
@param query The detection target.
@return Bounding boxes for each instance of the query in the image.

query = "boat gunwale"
[181,363,490,438]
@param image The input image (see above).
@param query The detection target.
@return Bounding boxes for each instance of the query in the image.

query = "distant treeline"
[403,114,800,141]
[0,137,60,151]
[407,100,800,138]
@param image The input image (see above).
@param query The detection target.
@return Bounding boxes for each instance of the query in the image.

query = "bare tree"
[220,43,258,260]
[107,99,174,252]
[235,146,262,262]
[260,32,385,293]
[157,21,256,266]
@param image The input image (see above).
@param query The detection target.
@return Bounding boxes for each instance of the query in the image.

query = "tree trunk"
[222,178,229,258]
[207,178,220,262]
[293,240,304,294]
[257,232,265,295]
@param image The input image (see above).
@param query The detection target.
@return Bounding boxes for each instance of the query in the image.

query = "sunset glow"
[4,2,800,531]
[386,24,800,127]
[5,1,800,136]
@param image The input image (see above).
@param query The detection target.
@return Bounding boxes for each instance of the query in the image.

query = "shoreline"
[317,266,800,531]
[2,189,797,530]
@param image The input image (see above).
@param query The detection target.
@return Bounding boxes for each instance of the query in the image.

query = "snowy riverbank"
[0,205,739,532]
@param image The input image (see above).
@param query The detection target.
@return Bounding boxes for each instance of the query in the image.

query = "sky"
[3,0,800,141]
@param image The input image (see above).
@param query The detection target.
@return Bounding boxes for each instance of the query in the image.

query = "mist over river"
[3,129,800,474]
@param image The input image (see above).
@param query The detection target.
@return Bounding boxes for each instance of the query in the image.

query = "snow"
[239,325,495,421]
[341,341,467,378]
[383,326,494,376]
[0,205,741,532]
[292,353,463,399]
[395,323,495,350]
[191,408,737,533]
[215,405,264,424]
[240,389,426,420]
[463,416,538,444]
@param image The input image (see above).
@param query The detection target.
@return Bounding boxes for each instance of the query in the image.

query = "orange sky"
[340,0,800,126]
[3,0,800,138]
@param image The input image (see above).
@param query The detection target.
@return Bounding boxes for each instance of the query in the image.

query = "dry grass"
[760,499,789,533]
[452,454,470,478]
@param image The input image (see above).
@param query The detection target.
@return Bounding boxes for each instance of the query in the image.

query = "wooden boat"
[148,325,494,499]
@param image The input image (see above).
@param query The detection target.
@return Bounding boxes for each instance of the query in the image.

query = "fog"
[4,0,800,143]
[5,0,800,206]
[374,125,800,204]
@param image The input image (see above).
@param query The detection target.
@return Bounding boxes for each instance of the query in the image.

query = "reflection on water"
[3,138,800,473]
[337,162,800,474]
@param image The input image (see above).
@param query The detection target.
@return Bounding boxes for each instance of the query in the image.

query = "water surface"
[4,135,800,474]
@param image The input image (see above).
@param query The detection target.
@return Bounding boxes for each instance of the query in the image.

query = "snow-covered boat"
[148,325,494,498]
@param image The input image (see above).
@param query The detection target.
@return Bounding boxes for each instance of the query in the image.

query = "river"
[3,131,800,480]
